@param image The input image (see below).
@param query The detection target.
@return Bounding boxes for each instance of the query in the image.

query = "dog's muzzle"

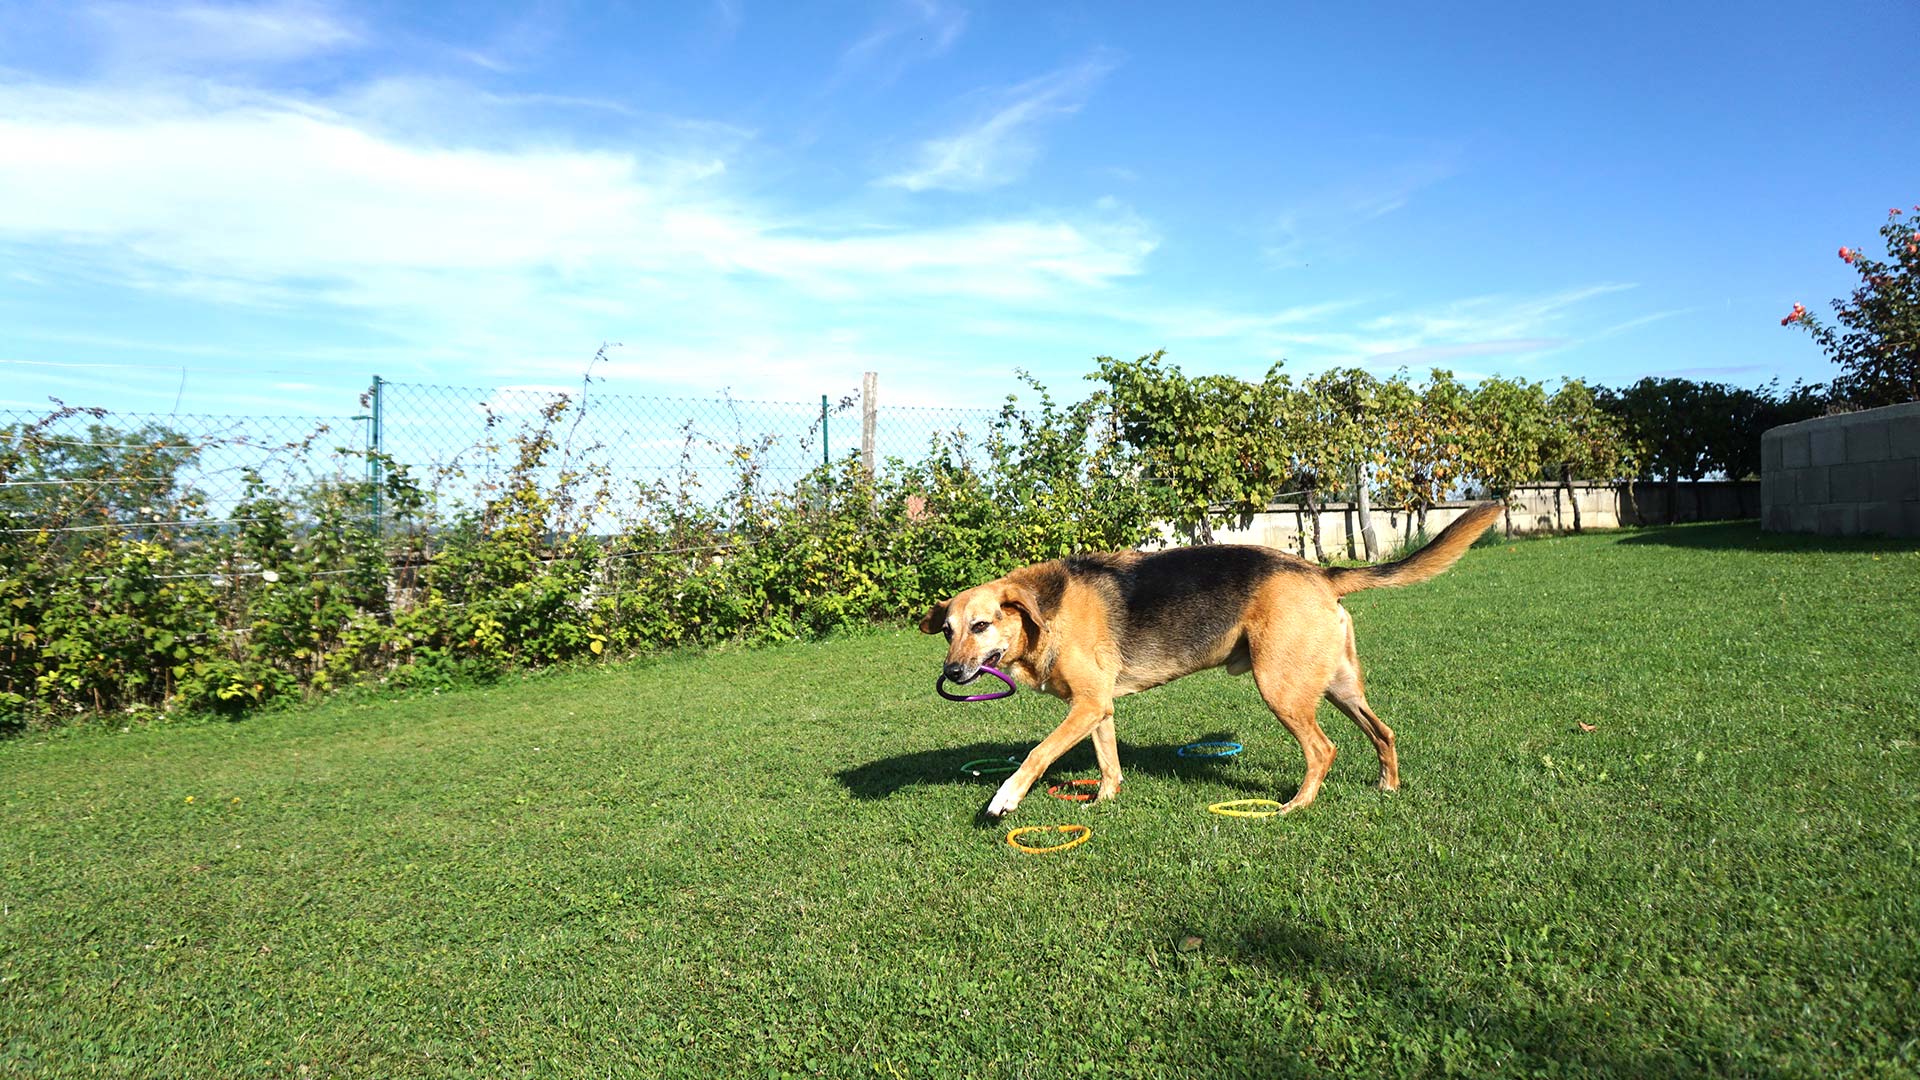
[943,650,1003,684]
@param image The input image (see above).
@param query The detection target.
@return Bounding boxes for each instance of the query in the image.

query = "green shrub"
[1,377,1165,727]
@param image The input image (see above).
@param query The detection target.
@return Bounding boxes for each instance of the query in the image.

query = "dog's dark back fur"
[1024,545,1310,670]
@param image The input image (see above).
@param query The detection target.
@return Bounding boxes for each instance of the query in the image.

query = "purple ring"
[936,664,1017,702]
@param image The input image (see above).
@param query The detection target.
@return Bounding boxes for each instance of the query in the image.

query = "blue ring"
[1177,741,1243,758]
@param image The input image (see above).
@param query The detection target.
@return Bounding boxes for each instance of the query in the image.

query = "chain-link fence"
[1,377,1006,531]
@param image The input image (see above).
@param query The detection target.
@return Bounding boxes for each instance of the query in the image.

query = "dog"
[920,501,1503,820]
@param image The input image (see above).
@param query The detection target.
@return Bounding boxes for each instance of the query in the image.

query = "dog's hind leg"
[1090,715,1123,802]
[986,698,1113,819]
[1323,609,1398,792]
[1249,653,1339,814]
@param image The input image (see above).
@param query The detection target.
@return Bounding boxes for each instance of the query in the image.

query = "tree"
[1464,375,1550,535]
[0,410,203,540]
[1599,377,1719,520]
[1277,378,1344,562]
[1712,380,1827,479]
[1540,379,1630,532]
[1090,352,1291,543]
[1375,370,1471,535]
[1783,205,1920,408]
[1307,368,1386,559]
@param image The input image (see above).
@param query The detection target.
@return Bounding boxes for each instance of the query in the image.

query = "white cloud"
[880,57,1116,193]
[0,75,1159,411]
[0,82,1152,306]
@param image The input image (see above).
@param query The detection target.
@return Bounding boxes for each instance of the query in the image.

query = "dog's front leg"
[986,698,1113,819]
[1091,715,1123,802]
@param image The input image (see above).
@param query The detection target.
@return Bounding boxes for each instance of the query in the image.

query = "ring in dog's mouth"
[955,650,1005,684]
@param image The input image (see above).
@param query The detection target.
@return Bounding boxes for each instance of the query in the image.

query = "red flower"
[1909,243,1918,255]
[1893,208,1904,216]
[1781,302,1806,325]
[1839,246,1856,263]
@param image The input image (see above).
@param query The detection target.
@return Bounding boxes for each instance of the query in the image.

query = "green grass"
[3,522,1918,1078]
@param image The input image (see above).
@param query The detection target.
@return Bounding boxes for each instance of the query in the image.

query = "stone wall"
[1761,401,1920,538]
[1186,480,1759,559]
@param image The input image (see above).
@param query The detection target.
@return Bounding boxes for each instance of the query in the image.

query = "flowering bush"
[1784,205,1920,408]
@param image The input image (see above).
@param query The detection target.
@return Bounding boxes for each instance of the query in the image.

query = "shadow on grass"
[1196,922,1789,1079]
[835,731,1291,816]
[1614,520,1917,553]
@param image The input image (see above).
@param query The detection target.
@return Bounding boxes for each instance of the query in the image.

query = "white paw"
[985,778,1022,819]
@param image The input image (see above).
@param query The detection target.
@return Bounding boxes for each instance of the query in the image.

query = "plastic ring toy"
[936,665,1017,702]
[1207,799,1284,818]
[1178,741,1243,758]
[1046,778,1108,802]
[1006,824,1092,854]
[958,756,1020,777]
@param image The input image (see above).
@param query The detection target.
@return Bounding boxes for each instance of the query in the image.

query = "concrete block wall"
[1762,401,1920,537]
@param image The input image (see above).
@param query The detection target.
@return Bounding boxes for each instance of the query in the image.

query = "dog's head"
[918,579,1044,684]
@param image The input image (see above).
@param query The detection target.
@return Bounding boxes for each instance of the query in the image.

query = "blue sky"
[2,0,1916,417]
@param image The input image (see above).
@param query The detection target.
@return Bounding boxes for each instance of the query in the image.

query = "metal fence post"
[369,375,384,535]
[821,394,829,469]
[861,372,877,477]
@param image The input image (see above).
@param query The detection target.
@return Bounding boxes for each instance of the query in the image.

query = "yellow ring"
[1006,824,1092,854]
[1207,799,1284,818]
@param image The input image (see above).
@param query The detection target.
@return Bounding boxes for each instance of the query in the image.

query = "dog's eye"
[970,620,990,634]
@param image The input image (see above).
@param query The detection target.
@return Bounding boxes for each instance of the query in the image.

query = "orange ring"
[1045,778,1108,802]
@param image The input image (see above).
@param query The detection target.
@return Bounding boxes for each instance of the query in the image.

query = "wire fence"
[0,377,1006,531]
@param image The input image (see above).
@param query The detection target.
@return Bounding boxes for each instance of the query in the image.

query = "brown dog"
[921,502,1503,819]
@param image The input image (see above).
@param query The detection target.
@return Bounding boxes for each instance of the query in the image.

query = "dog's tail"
[1326,502,1504,597]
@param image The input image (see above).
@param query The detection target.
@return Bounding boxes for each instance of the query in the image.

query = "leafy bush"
[1,377,1162,729]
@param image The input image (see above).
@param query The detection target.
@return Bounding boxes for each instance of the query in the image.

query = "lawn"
[2,522,1917,1078]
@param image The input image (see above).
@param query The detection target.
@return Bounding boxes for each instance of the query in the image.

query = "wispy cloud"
[1359,285,1636,345]
[710,0,744,39]
[1259,144,1465,267]
[837,0,967,85]
[879,55,1116,193]
[1360,338,1564,367]
[1077,283,1636,380]
[1582,307,1690,342]
[84,0,361,69]
[1647,362,1774,379]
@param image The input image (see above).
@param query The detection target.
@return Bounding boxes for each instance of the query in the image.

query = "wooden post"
[1355,461,1379,562]
[860,372,877,477]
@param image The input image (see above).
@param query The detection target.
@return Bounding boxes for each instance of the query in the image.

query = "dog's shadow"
[835,731,1291,815]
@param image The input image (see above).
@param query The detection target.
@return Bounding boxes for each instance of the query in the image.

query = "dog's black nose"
[944,662,967,680]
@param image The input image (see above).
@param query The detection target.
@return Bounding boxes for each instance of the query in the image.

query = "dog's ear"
[1000,584,1044,634]
[918,601,949,635]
